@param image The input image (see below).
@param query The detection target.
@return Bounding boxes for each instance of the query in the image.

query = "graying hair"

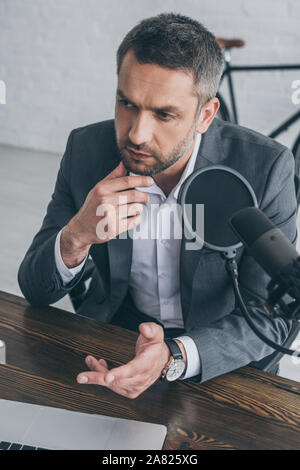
[116,13,224,106]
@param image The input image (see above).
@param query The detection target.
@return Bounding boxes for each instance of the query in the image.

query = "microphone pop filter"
[178,165,258,252]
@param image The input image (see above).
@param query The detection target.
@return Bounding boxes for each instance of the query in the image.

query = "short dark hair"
[116,13,224,105]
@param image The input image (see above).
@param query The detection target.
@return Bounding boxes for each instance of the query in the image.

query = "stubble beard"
[117,122,198,176]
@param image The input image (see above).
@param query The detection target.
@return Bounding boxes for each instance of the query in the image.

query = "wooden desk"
[0,290,300,450]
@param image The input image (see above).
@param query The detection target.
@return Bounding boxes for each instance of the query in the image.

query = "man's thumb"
[103,161,127,181]
[139,323,160,340]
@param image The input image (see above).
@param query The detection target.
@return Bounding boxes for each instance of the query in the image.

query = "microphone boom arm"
[226,258,300,357]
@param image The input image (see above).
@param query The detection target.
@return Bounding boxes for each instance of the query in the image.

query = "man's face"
[114,50,201,176]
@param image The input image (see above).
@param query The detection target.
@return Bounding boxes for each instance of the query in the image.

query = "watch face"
[166,359,186,382]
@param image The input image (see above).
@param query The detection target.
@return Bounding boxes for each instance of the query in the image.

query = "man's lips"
[126,147,152,159]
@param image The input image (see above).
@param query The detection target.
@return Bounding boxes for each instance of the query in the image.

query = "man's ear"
[196,97,220,134]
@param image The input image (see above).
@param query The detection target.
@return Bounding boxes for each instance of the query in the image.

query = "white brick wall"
[0,0,299,154]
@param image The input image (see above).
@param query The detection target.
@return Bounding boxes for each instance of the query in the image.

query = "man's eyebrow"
[116,89,181,114]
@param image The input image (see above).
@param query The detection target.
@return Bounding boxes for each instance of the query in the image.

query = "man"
[18,13,298,399]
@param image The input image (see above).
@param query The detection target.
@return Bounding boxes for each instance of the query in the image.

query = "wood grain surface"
[0,290,300,450]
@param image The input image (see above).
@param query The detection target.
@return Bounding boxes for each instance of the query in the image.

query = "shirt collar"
[129,133,202,201]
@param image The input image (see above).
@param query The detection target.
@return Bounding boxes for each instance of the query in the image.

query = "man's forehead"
[118,50,196,102]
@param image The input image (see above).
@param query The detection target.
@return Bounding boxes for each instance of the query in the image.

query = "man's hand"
[76,322,185,399]
[60,161,154,268]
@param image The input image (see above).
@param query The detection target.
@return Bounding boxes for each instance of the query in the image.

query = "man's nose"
[129,112,153,147]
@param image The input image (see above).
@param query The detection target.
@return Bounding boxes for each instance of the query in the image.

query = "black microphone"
[230,206,300,320]
[178,164,300,355]
[230,207,299,278]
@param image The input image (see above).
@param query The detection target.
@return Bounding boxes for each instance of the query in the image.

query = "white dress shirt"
[54,133,202,379]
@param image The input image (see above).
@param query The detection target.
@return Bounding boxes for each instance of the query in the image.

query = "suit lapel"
[107,234,133,314]
[102,137,133,314]
[179,118,227,321]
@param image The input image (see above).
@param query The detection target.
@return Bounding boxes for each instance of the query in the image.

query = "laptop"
[0,399,167,450]
[0,341,167,450]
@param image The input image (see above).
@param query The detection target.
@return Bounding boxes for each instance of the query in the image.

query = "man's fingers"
[100,159,152,189]
[98,358,108,367]
[124,202,145,218]
[118,213,142,233]
[106,355,149,384]
[103,202,144,221]
[77,370,106,386]
[102,161,127,181]
[85,355,108,372]
[77,352,162,398]
[99,174,154,195]
[98,190,149,207]
[77,369,144,398]
[76,356,109,384]
[78,356,139,386]
[77,366,136,387]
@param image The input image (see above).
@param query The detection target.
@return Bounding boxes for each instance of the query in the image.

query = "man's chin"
[121,155,157,176]
[120,148,174,176]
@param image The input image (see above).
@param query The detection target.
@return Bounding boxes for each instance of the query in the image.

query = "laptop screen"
[0,340,5,364]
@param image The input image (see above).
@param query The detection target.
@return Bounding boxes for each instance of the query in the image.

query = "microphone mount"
[266,256,300,320]
[225,255,300,357]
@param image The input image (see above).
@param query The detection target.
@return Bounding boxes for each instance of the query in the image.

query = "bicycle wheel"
[216,92,231,122]
[292,132,300,206]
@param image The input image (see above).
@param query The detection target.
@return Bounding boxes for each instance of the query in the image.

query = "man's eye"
[157,112,173,121]
[119,99,134,108]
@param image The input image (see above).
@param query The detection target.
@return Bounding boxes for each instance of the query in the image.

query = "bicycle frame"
[219,50,300,139]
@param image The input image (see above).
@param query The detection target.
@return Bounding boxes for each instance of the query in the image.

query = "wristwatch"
[161,338,186,382]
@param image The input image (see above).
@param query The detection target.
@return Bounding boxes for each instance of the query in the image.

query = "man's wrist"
[60,221,91,268]
[174,339,187,375]
[160,338,187,381]
[55,230,87,285]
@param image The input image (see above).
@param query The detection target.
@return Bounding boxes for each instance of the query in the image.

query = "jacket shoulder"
[71,119,116,144]
[215,118,289,158]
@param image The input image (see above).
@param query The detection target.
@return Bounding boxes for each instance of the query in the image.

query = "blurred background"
[0,0,300,380]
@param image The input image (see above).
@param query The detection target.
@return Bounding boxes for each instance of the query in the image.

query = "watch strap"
[160,338,185,381]
[164,338,183,361]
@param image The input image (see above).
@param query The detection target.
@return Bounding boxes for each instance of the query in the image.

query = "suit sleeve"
[186,148,298,383]
[18,130,89,307]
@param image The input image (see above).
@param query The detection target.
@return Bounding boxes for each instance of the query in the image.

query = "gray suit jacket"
[18,117,299,383]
